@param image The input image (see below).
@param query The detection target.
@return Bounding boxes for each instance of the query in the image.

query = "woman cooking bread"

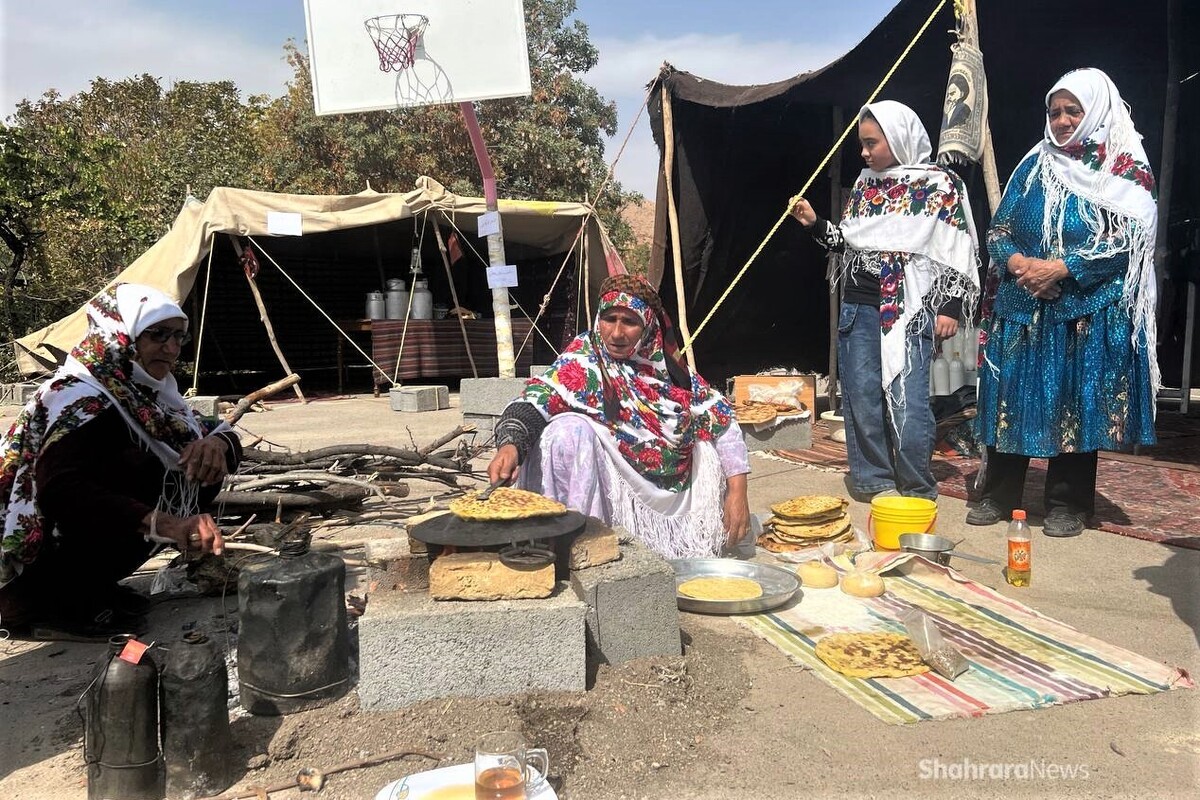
[0,283,241,638]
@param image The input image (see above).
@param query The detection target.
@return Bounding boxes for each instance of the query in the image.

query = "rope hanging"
[187,238,218,397]
[679,0,949,355]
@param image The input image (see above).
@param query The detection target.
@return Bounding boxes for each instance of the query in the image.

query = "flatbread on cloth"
[770,496,848,520]
[769,516,851,540]
[733,401,778,425]
[814,632,931,678]
[677,576,763,601]
[448,487,567,521]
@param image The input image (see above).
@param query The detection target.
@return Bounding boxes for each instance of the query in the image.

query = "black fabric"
[648,0,1195,385]
[979,447,1099,517]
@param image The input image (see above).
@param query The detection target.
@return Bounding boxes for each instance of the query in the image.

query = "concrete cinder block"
[357,585,587,709]
[740,418,813,451]
[435,385,451,409]
[183,395,220,418]
[390,386,439,412]
[364,536,430,593]
[529,364,552,378]
[463,413,497,435]
[569,537,680,665]
[429,552,554,600]
[459,377,529,416]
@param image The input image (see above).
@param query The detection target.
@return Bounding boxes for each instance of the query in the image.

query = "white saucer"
[375,762,557,800]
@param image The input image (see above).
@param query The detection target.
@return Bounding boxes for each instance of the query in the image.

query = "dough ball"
[840,571,885,597]
[797,561,839,588]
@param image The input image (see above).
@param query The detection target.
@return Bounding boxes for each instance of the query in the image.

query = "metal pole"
[459,101,516,377]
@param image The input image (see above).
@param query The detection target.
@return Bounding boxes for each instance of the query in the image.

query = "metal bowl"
[670,558,800,615]
[898,533,957,566]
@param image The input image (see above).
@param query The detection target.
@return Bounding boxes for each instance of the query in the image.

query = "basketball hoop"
[364,14,429,72]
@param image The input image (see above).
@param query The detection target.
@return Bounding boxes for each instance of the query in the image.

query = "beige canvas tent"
[15,177,622,386]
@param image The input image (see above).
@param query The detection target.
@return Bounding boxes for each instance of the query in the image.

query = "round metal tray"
[670,558,801,615]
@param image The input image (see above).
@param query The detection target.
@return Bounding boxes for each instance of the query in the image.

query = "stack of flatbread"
[757,494,852,552]
[734,400,808,427]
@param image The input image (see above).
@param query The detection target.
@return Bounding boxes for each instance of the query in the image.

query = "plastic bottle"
[1006,509,1031,587]
[161,632,233,799]
[84,635,163,800]
[410,279,434,320]
[237,539,352,715]
[948,351,965,393]
[931,353,951,396]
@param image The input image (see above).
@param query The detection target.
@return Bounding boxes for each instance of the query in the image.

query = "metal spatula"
[477,480,505,501]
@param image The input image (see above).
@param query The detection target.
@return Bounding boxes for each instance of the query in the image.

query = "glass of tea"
[474,731,550,800]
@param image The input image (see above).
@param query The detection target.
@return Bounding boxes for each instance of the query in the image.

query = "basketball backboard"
[303,0,532,115]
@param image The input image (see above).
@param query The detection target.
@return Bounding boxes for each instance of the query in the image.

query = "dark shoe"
[1043,509,1086,538]
[966,498,1008,526]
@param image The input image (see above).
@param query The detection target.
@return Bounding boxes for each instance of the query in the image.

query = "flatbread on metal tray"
[448,487,568,521]
[814,632,931,678]
[677,576,764,601]
[769,495,848,520]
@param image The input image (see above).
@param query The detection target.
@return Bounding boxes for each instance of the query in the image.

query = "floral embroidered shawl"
[839,101,981,392]
[0,284,214,584]
[519,277,734,492]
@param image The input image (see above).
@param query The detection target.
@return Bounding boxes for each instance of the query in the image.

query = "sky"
[0,0,901,197]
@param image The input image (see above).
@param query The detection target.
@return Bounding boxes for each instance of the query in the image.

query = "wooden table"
[368,319,535,388]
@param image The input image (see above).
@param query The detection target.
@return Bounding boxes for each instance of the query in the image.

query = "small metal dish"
[899,533,1000,566]
[670,558,801,615]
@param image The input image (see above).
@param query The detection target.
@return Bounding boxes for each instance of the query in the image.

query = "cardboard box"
[731,374,817,415]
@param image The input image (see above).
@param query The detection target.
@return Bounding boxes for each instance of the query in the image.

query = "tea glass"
[474,731,549,800]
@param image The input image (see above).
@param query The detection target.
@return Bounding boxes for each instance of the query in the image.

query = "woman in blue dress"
[969,68,1158,536]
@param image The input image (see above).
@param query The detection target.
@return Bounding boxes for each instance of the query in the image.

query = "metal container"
[385,289,410,319]
[84,635,163,800]
[366,291,385,320]
[410,280,433,320]
[898,533,957,566]
[237,541,352,715]
[670,558,800,615]
[161,632,233,799]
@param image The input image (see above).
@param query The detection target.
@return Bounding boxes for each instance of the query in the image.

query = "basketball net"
[364,14,429,72]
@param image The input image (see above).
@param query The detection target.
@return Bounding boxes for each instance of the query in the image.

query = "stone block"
[390,386,440,412]
[357,585,587,709]
[430,552,554,600]
[463,412,496,435]
[183,395,220,418]
[435,385,451,409]
[363,536,430,593]
[529,364,552,378]
[739,417,812,452]
[569,537,680,665]
[569,517,621,570]
[459,377,529,416]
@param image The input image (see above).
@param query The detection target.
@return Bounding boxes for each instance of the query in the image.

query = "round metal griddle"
[409,510,587,547]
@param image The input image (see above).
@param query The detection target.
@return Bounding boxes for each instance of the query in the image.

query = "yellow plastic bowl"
[869,496,938,550]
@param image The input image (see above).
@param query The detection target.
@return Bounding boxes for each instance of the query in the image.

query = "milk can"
[84,635,163,800]
[161,632,232,799]
[385,278,410,320]
[410,279,434,320]
[237,540,351,715]
[365,291,385,320]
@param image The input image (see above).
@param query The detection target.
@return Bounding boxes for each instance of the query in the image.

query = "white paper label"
[476,211,501,237]
[486,265,519,288]
[266,211,303,236]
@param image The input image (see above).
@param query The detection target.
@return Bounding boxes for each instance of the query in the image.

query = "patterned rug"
[771,420,1200,550]
[737,555,1193,725]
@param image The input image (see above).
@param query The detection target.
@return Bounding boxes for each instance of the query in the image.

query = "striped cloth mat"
[736,556,1192,724]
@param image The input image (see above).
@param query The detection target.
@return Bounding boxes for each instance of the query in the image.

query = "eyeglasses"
[141,327,193,346]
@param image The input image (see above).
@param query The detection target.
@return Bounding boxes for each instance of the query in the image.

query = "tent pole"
[1156,0,1182,411]
[230,237,306,404]
[660,84,698,373]
[432,215,479,378]
[827,105,845,415]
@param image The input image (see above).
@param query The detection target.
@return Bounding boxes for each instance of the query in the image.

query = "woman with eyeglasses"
[0,283,242,639]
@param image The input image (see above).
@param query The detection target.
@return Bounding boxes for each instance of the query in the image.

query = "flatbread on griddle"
[448,487,567,521]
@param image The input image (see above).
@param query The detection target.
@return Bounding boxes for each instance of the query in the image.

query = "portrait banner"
[936,40,988,167]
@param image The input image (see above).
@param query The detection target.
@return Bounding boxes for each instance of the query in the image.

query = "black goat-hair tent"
[648,0,1199,388]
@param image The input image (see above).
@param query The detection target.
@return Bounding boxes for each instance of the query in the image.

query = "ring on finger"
[188,532,201,542]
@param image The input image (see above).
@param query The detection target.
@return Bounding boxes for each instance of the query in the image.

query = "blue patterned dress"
[976,156,1156,457]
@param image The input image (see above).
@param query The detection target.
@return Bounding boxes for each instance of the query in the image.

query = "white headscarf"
[863,100,933,166]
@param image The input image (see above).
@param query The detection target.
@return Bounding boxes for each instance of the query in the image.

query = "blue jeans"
[837,302,937,499]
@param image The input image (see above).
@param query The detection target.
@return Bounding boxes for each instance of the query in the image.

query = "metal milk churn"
[366,291,386,320]
[161,632,233,799]
[410,279,434,320]
[83,634,163,800]
[236,539,351,715]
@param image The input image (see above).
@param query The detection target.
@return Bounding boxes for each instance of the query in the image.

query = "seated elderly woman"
[0,283,241,639]
[487,275,750,559]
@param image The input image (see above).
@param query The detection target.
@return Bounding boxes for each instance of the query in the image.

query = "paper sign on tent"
[266,211,303,236]
[486,265,519,288]
[477,211,501,237]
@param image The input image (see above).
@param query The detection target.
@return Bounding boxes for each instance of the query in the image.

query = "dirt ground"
[1,395,1197,799]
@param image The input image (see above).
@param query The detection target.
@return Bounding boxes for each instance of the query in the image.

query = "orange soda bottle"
[1006,509,1031,587]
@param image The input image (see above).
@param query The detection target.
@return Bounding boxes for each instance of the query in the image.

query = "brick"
[390,386,439,412]
[429,552,554,600]
[739,417,812,452]
[363,537,430,593]
[569,537,681,665]
[357,585,586,709]
[459,377,528,416]
[569,517,621,570]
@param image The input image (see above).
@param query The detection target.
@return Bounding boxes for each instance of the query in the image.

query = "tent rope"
[680,0,949,355]
[587,84,652,208]
[392,210,430,384]
[187,238,217,397]
[244,235,395,383]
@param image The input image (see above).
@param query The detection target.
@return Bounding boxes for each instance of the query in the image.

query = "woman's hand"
[722,474,751,547]
[487,444,521,486]
[790,198,817,227]
[178,435,231,485]
[1008,254,1066,300]
[934,315,958,339]
[148,511,225,558]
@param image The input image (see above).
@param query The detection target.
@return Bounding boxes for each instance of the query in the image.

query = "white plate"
[375,762,557,800]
